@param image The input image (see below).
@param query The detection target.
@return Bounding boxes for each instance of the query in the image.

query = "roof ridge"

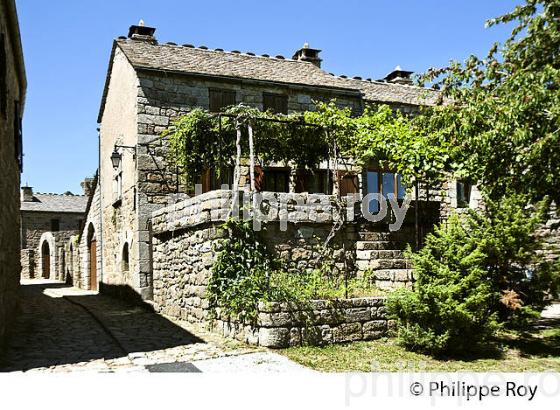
[35,192,86,197]
[116,38,316,65]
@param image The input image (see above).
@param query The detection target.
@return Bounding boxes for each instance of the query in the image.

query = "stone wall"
[536,202,560,263]
[151,190,430,345]
[21,211,84,250]
[99,46,144,296]
[75,180,101,290]
[213,297,389,348]
[20,211,84,280]
[0,0,25,352]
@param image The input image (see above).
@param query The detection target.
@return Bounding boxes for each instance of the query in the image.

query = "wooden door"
[42,242,50,279]
[89,239,97,291]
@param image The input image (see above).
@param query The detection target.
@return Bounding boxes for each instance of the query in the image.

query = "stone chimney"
[383,66,414,85]
[81,178,95,197]
[21,185,33,202]
[292,43,322,68]
[127,20,157,43]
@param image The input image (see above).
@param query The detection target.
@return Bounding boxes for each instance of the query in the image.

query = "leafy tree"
[418,0,560,203]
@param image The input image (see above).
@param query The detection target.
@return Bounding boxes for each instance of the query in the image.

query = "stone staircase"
[355,228,414,289]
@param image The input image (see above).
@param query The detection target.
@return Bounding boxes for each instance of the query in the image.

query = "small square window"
[263,93,288,114]
[50,219,60,232]
[209,89,236,112]
[262,168,290,192]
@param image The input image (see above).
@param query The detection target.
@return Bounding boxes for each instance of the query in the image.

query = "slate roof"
[98,38,439,121]
[341,77,440,106]
[21,193,88,213]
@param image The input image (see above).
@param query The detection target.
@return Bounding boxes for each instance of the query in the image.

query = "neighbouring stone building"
[0,0,26,352]
[20,186,88,282]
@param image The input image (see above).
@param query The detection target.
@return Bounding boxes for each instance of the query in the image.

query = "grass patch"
[280,327,560,372]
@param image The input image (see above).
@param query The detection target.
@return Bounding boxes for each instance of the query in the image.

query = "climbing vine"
[161,102,448,190]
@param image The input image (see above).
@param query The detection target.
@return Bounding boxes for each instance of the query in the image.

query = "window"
[263,93,288,114]
[262,168,290,192]
[366,169,406,213]
[456,181,472,208]
[113,169,122,206]
[199,166,234,193]
[122,243,130,272]
[50,219,60,232]
[209,89,236,112]
[0,34,6,117]
[339,173,359,197]
[295,169,333,194]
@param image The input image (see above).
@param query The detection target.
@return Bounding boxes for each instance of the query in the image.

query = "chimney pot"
[384,66,414,84]
[292,43,322,68]
[21,186,33,202]
[81,178,95,197]
[127,24,157,43]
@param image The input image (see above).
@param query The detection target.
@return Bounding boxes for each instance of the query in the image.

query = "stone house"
[90,23,477,302]
[0,0,26,351]
[20,186,88,282]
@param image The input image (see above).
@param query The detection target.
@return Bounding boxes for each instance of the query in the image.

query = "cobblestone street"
[0,280,309,373]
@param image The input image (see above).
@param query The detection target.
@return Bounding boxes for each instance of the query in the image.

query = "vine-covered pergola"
[158,102,449,248]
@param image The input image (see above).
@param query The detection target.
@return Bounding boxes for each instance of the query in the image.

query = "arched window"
[122,243,130,272]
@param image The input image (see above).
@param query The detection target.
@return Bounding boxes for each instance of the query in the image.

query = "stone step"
[361,269,414,282]
[358,231,415,242]
[356,249,406,260]
[356,240,410,251]
[356,259,410,270]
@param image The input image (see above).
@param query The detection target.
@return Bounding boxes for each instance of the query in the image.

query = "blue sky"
[18,0,520,194]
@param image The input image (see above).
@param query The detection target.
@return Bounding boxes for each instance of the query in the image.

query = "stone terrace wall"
[213,297,389,348]
[151,190,416,346]
[150,190,351,324]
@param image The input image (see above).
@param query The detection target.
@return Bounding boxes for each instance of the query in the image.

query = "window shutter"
[339,173,359,196]
[209,89,236,112]
[263,93,288,114]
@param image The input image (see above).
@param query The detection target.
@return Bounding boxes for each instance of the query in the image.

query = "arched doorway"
[41,241,50,279]
[87,224,97,291]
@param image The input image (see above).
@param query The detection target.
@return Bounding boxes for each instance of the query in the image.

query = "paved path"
[0,280,308,373]
[534,301,560,330]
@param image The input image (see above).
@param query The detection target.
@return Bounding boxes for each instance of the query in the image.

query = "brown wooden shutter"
[201,168,212,193]
[339,173,359,196]
[263,93,288,114]
[209,89,236,112]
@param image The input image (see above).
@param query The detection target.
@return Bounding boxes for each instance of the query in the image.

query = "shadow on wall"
[0,282,204,372]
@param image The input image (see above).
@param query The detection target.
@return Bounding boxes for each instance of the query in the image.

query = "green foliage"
[268,269,383,303]
[387,194,560,355]
[163,105,329,188]
[207,219,383,322]
[418,0,560,203]
[163,102,445,191]
[207,218,275,322]
[386,214,500,355]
